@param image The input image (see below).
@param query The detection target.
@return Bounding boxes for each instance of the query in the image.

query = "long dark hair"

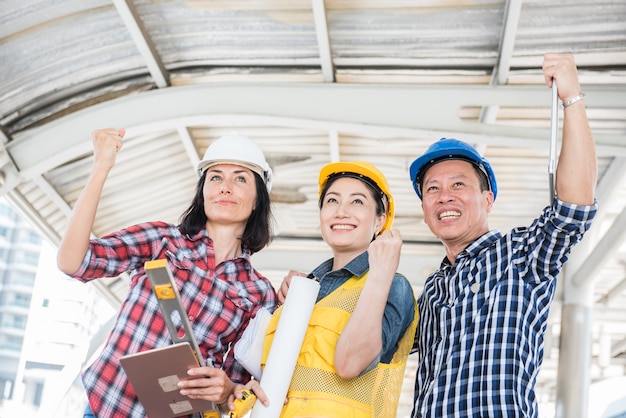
[178,171,274,253]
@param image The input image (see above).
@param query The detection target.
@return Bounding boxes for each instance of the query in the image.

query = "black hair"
[318,173,386,217]
[178,171,274,253]
[419,157,490,195]
[472,165,490,193]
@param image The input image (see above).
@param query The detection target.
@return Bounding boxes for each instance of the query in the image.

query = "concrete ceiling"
[2,0,626,412]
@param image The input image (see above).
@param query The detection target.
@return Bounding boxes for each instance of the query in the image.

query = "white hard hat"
[197,134,273,192]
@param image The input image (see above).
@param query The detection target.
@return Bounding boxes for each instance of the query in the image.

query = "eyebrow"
[326,190,369,199]
[425,173,469,184]
[207,168,252,175]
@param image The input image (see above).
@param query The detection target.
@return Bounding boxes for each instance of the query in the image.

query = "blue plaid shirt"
[412,198,597,418]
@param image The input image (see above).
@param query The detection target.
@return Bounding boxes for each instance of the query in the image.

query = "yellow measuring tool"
[145,259,220,418]
[229,389,256,418]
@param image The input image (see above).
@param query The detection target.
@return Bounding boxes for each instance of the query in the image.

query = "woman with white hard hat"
[57,129,277,418]
[238,161,417,417]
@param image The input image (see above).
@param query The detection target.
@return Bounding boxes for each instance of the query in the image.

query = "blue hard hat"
[409,138,498,201]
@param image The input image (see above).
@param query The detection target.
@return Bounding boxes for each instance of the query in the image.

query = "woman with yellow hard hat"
[238,161,417,417]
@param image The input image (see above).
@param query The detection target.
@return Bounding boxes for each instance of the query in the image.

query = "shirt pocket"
[150,238,200,283]
[224,281,261,313]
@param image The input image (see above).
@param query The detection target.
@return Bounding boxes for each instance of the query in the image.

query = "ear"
[484,190,495,213]
[374,213,387,236]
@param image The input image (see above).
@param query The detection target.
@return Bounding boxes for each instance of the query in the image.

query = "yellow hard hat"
[318,161,394,233]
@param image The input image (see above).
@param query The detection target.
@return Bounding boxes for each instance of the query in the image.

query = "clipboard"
[119,342,216,418]
[119,259,219,418]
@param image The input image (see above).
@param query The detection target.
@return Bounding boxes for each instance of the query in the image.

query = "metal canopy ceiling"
[2,0,626,414]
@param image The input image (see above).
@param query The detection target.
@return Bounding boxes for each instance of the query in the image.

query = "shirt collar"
[441,230,502,267]
[464,230,501,257]
[311,251,369,280]
[185,228,253,259]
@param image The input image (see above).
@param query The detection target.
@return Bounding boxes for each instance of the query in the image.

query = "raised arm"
[57,128,124,274]
[334,228,403,379]
[543,53,597,205]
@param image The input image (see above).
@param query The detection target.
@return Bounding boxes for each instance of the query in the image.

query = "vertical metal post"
[555,300,593,418]
[554,232,596,417]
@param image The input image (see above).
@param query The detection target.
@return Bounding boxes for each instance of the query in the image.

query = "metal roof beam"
[597,277,626,306]
[113,0,170,88]
[571,206,626,288]
[611,337,626,358]
[328,130,340,162]
[480,0,523,123]
[311,0,335,82]
[5,188,62,245]
[4,83,625,194]
[495,0,523,85]
[177,126,201,175]
[568,156,626,287]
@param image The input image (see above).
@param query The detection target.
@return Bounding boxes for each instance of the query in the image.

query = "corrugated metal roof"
[1,0,626,415]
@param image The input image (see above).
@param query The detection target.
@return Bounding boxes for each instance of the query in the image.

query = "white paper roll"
[234,307,272,379]
[250,275,320,418]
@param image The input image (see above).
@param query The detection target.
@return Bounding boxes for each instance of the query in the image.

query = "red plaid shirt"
[70,221,277,418]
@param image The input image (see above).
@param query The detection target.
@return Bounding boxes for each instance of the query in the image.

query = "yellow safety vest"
[261,272,418,418]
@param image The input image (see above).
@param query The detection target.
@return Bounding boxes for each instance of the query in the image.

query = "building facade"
[0,198,115,417]
[0,198,42,406]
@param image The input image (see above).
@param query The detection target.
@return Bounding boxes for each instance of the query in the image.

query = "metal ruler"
[549,81,558,206]
[145,259,220,418]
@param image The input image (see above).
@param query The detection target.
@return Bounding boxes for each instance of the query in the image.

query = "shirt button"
[436,336,442,343]
[429,374,435,382]
[188,315,194,321]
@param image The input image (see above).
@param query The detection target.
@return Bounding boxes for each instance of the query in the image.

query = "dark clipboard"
[119,342,216,418]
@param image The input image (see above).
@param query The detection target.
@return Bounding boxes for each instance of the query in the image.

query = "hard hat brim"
[409,138,497,200]
[318,161,395,233]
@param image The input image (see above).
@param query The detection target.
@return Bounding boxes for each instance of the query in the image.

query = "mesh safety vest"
[261,272,418,417]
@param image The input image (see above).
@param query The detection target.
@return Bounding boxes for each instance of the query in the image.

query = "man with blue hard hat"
[410,138,498,201]
[408,53,598,418]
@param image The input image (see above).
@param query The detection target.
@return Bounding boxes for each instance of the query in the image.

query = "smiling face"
[202,164,258,229]
[319,177,386,260]
[421,159,494,259]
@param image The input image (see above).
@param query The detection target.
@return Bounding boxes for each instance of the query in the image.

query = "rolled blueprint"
[250,275,320,418]
[234,307,272,379]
